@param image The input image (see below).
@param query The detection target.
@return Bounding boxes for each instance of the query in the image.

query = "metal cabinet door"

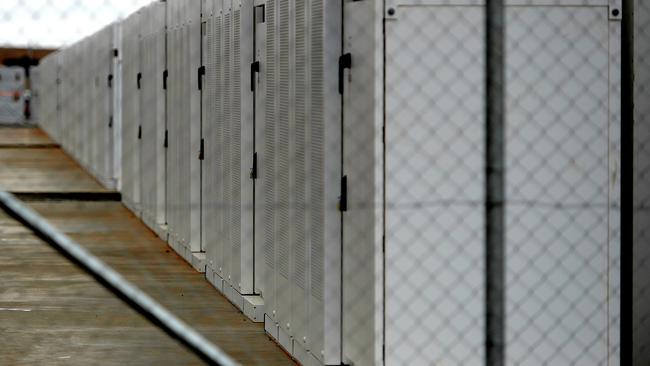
[254,0,276,323]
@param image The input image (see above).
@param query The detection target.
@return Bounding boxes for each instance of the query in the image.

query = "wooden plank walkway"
[0,128,108,194]
[0,128,294,365]
[0,126,57,148]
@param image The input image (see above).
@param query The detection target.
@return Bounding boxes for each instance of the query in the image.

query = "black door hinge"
[198,66,205,90]
[113,48,119,58]
[163,70,168,90]
[250,152,258,179]
[164,129,168,148]
[250,61,260,92]
[137,125,142,140]
[338,175,348,212]
[338,53,352,95]
[108,74,113,88]
[198,138,205,160]
[109,116,113,128]
[137,72,142,89]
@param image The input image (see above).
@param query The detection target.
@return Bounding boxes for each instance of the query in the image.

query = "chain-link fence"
[4,0,650,365]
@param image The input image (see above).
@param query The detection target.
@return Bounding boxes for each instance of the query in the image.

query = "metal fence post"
[485,1,505,365]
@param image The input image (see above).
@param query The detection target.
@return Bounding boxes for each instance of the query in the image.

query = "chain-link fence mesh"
[4,0,650,365]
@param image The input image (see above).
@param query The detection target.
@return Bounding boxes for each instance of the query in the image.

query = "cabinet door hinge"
[338,175,348,212]
[137,125,142,140]
[338,53,352,95]
[163,70,168,90]
[250,152,258,179]
[250,61,260,92]
[198,66,205,90]
[164,130,168,148]
[108,74,113,88]
[137,72,142,89]
[108,116,113,129]
[198,138,205,160]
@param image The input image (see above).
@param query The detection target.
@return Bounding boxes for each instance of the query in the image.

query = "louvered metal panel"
[256,0,277,324]
[234,0,255,296]
[207,5,224,277]
[253,1,342,362]
[272,0,293,348]
[203,4,220,276]
[311,1,342,362]
[139,2,167,234]
[188,0,202,254]
[290,0,309,353]
[166,0,201,254]
[223,8,233,282]
[202,0,256,299]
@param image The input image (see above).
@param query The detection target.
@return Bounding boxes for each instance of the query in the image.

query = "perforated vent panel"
[263,0,276,270]
[231,8,243,276]
[293,0,307,290]
[310,0,324,301]
[277,0,290,280]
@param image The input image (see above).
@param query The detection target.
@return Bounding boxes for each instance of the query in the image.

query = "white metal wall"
[139,2,168,234]
[376,2,622,366]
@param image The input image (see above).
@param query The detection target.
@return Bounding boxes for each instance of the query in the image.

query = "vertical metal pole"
[485,1,505,365]
[621,0,634,364]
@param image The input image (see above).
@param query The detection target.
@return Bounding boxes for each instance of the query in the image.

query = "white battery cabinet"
[253,0,343,364]
[166,0,203,260]
[121,10,143,214]
[36,26,119,191]
[87,24,118,190]
[61,41,86,164]
[201,0,256,306]
[34,55,61,139]
[112,23,123,191]
[139,2,168,238]
[340,1,622,366]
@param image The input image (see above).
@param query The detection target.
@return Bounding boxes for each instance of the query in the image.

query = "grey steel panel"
[505,7,619,366]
